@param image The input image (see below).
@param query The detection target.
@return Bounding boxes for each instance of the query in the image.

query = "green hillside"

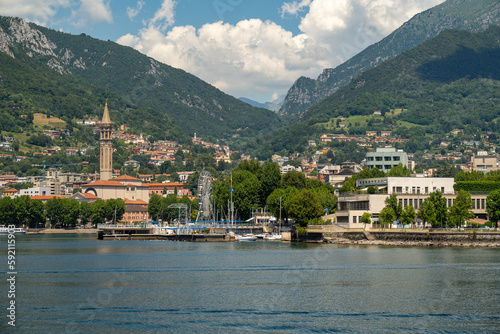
[0,16,281,141]
[250,26,500,158]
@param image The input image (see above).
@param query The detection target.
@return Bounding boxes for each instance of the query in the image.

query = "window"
[472,200,476,209]
[353,216,357,224]
[481,199,485,209]
[448,199,452,207]
[404,199,407,207]
[409,199,413,207]
[384,157,391,161]
[376,157,383,161]
[393,156,400,161]
[337,216,349,223]
[425,187,428,194]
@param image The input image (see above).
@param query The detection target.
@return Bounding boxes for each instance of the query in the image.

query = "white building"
[365,147,408,172]
[356,176,455,195]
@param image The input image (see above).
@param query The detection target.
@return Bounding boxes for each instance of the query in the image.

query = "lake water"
[2,234,500,333]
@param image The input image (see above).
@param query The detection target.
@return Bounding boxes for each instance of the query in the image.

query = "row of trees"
[147,194,199,222]
[0,196,126,228]
[375,190,494,228]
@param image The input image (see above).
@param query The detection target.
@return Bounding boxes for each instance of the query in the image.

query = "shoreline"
[26,228,98,234]
[323,236,500,247]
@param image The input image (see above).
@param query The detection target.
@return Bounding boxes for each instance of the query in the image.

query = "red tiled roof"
[30,195,64,200]
[124,199,148,205]
[3,189,18,193]
[81,192,100,199]
[147,183,183,187]
[113,175,141,181]
[82,180,126,187]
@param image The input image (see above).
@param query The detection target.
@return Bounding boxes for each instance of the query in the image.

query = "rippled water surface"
[2,234,500,333]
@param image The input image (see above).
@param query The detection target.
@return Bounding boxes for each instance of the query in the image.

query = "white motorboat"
[263,233,282,241]
[0,226,26,234]
[235,234,257,241]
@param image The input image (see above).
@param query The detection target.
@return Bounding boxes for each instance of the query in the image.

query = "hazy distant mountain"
[239,95,285,113]
[280,0,500,115]
[0,16,281,140]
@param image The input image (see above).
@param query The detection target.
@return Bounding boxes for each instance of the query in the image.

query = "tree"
[387,163,412,176]
[45,197,64,227]
[384,194,402,220]
[148,193,164,221]
[360,212,372,229]
[417,198,436,227]
[311,187,338,215]
[379,207,396,228]
[448,190,474,228]
[13,195,31,227]
[428,191,448,227]
[79,201,93,226]
[232,170,260,220]
[105,199,126,222]
[400,205,416,227]
[267,187,299,223]
[486,189,500,228]
[281,170,306,189]
[28,199,46,228]
[288,189,323,227]
[259,162,281,206]
[91,199,106,226]
[0,197,16,226]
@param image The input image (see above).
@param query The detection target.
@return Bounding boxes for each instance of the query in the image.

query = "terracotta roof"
[81,192,100,199]
[30,196,64,200]
[82,180,126,187]
[3,189,18,193]
[124,199,148,205]
[113,175,141,181]
[147,183,183,187]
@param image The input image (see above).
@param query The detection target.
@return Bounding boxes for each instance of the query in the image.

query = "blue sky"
[0,0,445,102]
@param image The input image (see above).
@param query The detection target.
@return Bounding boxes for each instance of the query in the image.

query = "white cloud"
[280,0,312,17]
[118,0,444,101]
[149,0,176,31]
[118,19,331,101]
[0,0,71,25]
[127,0,145,20]
[71,0,113,27]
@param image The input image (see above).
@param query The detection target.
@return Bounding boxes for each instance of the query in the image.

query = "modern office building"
[365,147,408,172]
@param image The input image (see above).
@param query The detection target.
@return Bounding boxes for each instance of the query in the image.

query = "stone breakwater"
[323,237,500,247]
[320,230,500,247]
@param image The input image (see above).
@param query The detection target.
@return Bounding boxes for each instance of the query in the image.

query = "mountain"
[239,95,285,112]
[250,26,500,158]
[0,16,281,141]
[280,0,500,115]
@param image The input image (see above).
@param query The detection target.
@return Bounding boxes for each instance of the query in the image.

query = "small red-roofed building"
[30,195,64,203]
[2,188,18,197]
[70,192,100,203]
[123,199,150,223]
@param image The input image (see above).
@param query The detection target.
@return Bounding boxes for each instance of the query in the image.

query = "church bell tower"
[99,101,113,181]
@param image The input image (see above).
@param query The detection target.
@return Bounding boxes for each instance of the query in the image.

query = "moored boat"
[0,226,27,234]
[235,233,257,241]
[263,233,282,241]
